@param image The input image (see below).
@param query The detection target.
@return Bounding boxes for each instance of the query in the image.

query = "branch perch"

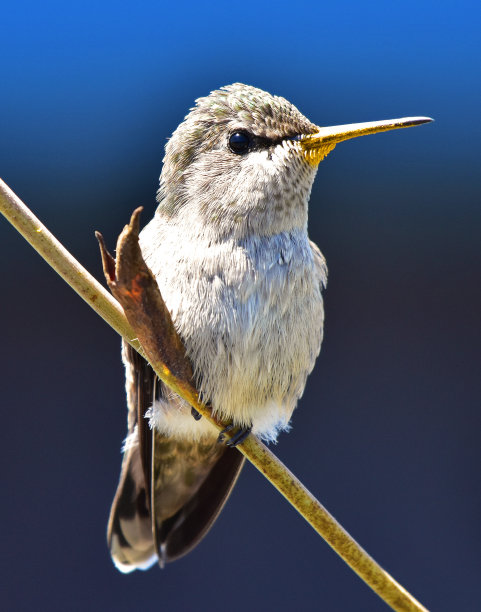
[0,178,428,612]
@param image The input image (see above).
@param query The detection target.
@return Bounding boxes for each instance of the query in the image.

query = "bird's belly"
[143,231,324,442]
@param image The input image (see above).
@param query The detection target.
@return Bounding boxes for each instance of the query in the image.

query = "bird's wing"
[106,342,156,572]
[107,343,245,571]
[309,240,328,290]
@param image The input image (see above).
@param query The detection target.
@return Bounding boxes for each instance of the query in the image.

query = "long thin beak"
[301,116,433,166]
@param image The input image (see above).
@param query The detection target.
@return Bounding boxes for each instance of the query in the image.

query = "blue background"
[1,1,480,610]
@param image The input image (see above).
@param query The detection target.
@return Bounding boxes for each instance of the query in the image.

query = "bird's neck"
[157,195,311,243]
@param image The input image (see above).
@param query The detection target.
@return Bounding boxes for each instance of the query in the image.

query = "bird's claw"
[191,407,202,421]
[218,423,252,447]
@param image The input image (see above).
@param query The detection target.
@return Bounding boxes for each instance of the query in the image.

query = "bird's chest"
[143,231,323,415]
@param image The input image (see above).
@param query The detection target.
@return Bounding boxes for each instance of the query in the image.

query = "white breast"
[140,217,326,443]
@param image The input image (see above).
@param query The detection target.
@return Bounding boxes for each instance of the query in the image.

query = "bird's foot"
[218,423,252,447]
[191,407,202,421]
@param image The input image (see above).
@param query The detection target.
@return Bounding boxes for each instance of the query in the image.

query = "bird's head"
[157,83,431,240]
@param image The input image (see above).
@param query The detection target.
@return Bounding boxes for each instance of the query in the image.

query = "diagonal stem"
[0,177,428,612]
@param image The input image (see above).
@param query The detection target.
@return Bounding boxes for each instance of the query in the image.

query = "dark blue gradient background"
[1,2,480,611]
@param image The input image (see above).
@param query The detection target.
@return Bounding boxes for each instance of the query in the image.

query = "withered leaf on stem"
[95,207,194,388]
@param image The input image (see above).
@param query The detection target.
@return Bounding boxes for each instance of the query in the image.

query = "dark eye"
[229,131,251,154]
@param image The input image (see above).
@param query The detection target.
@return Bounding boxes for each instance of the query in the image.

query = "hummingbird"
[107,83,431,572]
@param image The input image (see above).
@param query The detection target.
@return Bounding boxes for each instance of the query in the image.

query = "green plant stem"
[0,178,428,612]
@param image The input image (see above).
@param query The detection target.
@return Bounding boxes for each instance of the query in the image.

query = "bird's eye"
[229,131,251,154]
